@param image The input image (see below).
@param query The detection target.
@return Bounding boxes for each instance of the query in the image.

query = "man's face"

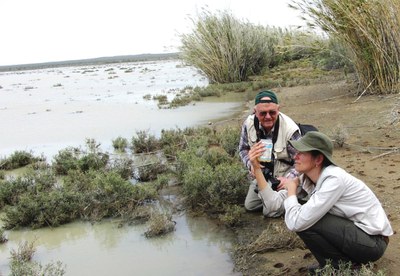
[255,97,280,131]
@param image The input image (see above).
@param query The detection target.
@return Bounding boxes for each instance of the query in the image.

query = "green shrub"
[0,169,56,208]
[112,136,128,151]
[206,162,248,209]
[0,151,44,170]
[79,152,109,172]
[10,260,66,276]
[144,211,175,238]
[52,147,81,175]
[131,130,160,153]
[135,161,167,182]
[217,125,241,157]
[3,190,82,229]
[203,146,232,168]
[107,156,134,180]
[10,240,36,262]
[159,128,187,160]
[219,205,244,227]
[181,159,214,208]
[52,146,109,175]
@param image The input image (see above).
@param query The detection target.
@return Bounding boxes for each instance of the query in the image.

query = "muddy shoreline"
[224,81,400,275]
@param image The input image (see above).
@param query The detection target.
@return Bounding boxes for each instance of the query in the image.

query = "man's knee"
[244,182,262,209]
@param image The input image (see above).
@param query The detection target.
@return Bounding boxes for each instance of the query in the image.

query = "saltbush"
[0,151,44,170]
[206,162,248,209]
[112,136,129,151]
[216,125,241,157]
[131,130,160,153]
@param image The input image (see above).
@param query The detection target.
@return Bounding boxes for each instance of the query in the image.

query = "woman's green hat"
[289,131,335,165]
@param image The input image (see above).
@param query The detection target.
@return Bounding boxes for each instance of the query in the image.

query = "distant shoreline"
[0,52,180,72]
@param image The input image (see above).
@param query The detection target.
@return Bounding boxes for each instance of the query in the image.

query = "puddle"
[0,215,239,275]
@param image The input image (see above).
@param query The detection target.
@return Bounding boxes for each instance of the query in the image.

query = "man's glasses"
[258,110,277,117]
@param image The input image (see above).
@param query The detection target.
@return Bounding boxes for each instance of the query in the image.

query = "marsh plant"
[10,240,36,262]
[144,210,176,238]
[180,9,275,83]
[292,0,400,95]
[9,241,66,276]
[52,140,109,175]
[314,260,385,276]
[247,222,305,254]
[112,136,128,151]
[218,204,244,227]
[0,150,44,170]
[0,228,8,243]
[10,260,66,276]
[131,130,160,153]
[135,161,167,182]
[0,124,249,229]
[176,132,248,211]
[0,165,158,229]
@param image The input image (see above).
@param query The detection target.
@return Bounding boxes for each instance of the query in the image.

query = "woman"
[249,131,393,270]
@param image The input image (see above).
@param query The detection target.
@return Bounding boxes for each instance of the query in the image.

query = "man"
[239,90,301,217]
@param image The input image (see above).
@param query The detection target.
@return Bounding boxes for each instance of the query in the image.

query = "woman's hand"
[286,177,300,196]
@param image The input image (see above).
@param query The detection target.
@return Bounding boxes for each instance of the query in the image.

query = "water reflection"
[0,214,239,275]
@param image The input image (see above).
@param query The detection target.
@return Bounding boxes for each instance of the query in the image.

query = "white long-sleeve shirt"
[258,174,314,217]
[284,165,393,236]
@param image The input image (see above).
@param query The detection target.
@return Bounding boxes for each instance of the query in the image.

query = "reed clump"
[9,241,66,275]
[180,9,277,83]
[291,0,400,95]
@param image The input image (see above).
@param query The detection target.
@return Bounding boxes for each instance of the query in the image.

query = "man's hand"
[248,142,265,172]
[276,177,289,191]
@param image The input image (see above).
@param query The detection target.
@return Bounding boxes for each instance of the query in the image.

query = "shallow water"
[0,60,243,158]
[0,215,239,275]
[0,60,244,275]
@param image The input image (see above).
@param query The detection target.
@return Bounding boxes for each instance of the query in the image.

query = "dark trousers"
[297,213,388,268]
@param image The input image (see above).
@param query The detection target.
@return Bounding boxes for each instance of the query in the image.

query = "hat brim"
[289,140,336,165]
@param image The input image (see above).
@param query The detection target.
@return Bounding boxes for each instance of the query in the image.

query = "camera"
[264,170,281,191]
[254,169,281,193]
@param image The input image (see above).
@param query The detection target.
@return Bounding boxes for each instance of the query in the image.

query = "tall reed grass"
[180,9,277,83]
[291,0,400,95]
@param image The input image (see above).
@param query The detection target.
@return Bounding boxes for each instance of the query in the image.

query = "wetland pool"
[0,59,245,275]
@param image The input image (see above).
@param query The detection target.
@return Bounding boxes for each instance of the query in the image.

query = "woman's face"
[293,151,317,173]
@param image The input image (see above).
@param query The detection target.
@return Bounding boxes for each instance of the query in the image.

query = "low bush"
[10,240,36,262]
[219,205,244,227]
[216,125,241,157]
[52,146,109,175]
[206,162,248,209]
[131,130,160,153]
[9,241,66,275]
[144,210,175,238]
[0,151,44,170]
[112,136,128,151]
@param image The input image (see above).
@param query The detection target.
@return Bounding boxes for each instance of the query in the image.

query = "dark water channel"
[0,60,245,275]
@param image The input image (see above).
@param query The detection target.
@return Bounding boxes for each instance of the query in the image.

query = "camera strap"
[254,116,280,175]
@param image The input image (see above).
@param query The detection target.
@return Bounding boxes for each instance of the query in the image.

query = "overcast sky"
[0,0,306,66]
